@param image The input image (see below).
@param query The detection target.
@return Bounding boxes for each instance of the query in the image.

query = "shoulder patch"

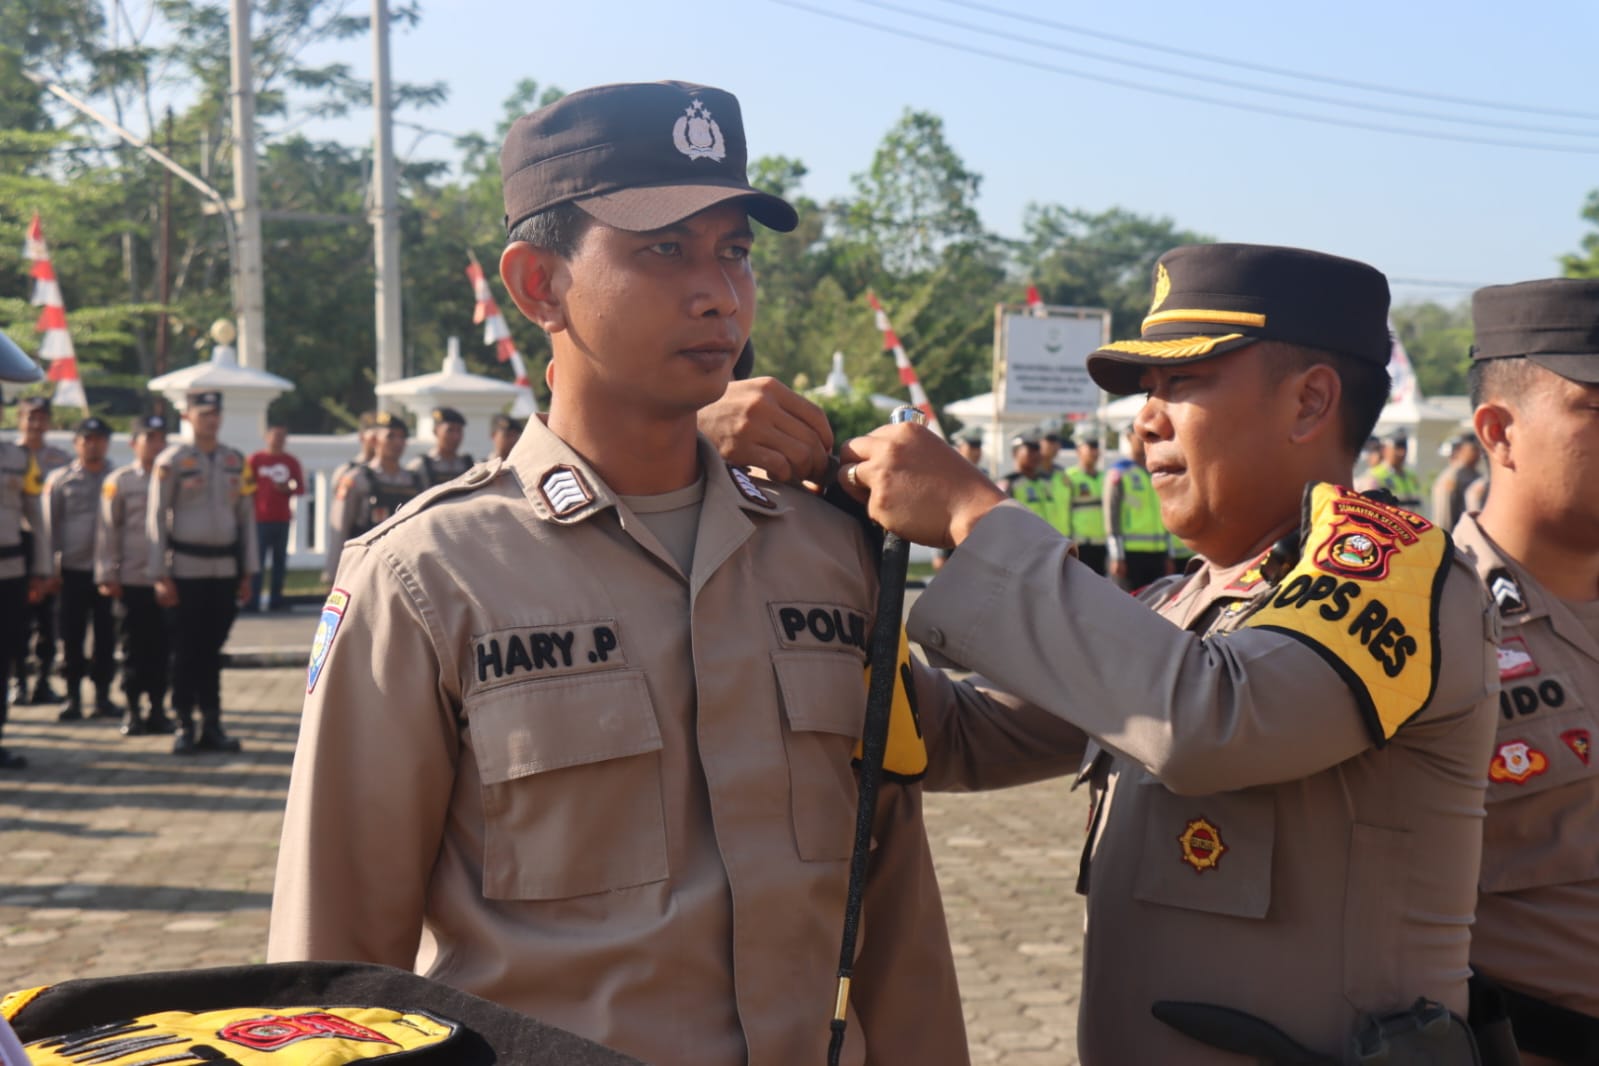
[728,465,775,508]
[101,478,117,499]
[22,1005,458,1064]
[306,588,350,694]
[1242,483,1452,747]
[539,465,592,517]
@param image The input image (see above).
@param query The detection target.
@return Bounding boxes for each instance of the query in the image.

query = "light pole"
[371,0,403,402]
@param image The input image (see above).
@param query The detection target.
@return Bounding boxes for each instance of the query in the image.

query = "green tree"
[1390,300,1473,396]
[1562,189,1599,279]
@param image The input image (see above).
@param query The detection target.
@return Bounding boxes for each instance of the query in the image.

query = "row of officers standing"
[0,389,256,761]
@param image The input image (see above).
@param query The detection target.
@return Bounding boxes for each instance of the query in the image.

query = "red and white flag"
[466,254,537,417]
[866,291,944,439]
[23,214,87,409]
[1386,319,1421,405]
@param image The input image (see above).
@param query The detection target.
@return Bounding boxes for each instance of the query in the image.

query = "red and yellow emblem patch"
[1178,817,1226,873]
[1489,740,1549,784]
[1561,729,1591,766]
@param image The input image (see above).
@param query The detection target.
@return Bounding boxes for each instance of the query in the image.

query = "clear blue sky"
[296,0,1599,307]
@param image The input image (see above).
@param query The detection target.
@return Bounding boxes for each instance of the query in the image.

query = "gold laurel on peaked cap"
[1087,243,1391,395]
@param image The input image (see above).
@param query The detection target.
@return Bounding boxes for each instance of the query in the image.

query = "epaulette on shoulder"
[350,458,509,547]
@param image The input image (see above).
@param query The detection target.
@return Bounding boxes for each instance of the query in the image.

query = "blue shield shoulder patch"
[306,588,350,694]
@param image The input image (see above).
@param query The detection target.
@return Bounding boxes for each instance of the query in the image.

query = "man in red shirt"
[246,424,304,612]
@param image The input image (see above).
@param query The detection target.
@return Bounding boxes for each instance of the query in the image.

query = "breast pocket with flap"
[772,650,867,862]
[469,669,668,901]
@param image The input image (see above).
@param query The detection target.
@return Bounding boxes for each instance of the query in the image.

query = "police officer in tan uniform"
[148,389,256,755]
[488,412,523,461]
[42,416,118,722]
[270,80,1082,1066]
[322,412,378,582]
[0,331,48,769]
[407,406,474,487]
[98,414,173,737]
[1458,278,1599,1065]
[841,244,1499,1065]
[328,411,425,557]
[13,395,70,707]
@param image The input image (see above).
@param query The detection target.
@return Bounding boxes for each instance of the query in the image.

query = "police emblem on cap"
[1150,261,1171,314]
[1177,817,1226,873]
[539,465,593,517]
[728,465,774,508]
[673,99,726,162]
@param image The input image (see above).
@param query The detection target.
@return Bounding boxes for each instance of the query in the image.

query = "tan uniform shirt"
[43,461,108,575]
[909,501,1498,1065]
[96,463,157,587]
[407,450,474,488]
[1456,514,1599,1018]
[147,442,257,580]
[0,442,47,581]
[274,419,1085,1066]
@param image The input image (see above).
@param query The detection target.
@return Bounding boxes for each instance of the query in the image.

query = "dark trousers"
[119,585,170,706]
[59,570,115,690]
[172,577,238,715]
[1076,543,1108,577]
[12,597,57,682]
[251,520,290,609]
[0,576,24,736]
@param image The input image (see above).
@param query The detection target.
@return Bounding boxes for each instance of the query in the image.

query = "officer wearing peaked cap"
[148,389,257,755]
[1458,278,1599,1066]
[12,394,70,708]
[408,406,475,487]
[0,332,49,769]
[97,414,173,737]
[839,243,1499,1064]
[41,416,118,723]
[270,79,1082,1066]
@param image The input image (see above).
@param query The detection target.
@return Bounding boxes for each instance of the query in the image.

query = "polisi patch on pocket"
[1244,483,1451,747]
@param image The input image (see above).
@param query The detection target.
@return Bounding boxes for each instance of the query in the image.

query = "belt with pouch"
[1154,997,1492,1065]
[169,538,238,559]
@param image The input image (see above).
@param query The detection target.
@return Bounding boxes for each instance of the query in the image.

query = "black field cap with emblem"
[133,413,168,436]
[490,413,524,433]
[372,410,409,434]
[74,416,110,438]
[3,960,641,1065]
[1471,277,1599,384]
[500,80,798,234]
[18,395,51,413]
[1086,243,1392,396]
[185,389,223,412]
[432,405,465,426]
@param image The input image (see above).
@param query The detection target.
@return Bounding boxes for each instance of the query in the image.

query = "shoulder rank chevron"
[728,465,774,508]
[539,465,592,518]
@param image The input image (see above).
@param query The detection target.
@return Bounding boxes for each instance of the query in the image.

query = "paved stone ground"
[0,648,1086,1064]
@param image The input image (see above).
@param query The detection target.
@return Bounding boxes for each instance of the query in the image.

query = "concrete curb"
[223,647,313,669]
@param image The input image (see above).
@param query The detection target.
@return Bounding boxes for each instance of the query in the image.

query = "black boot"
[30,672,61,705]
[195,708,241,753]
[171,711,196,756]
[10,666,29,708]
[145,695,174,735]
[0,747,24,770]
[120,692,145,737]
[56,681,83,722]
[91,684,121,720]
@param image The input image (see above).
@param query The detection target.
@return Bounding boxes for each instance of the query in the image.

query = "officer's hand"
[99,580,122,600]
[839,425,1007,549]
[1109,559,1128,581]
[154,577,178,608]
[237,575,253,605]
[698,377,834,484]
[26,577,45,605]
